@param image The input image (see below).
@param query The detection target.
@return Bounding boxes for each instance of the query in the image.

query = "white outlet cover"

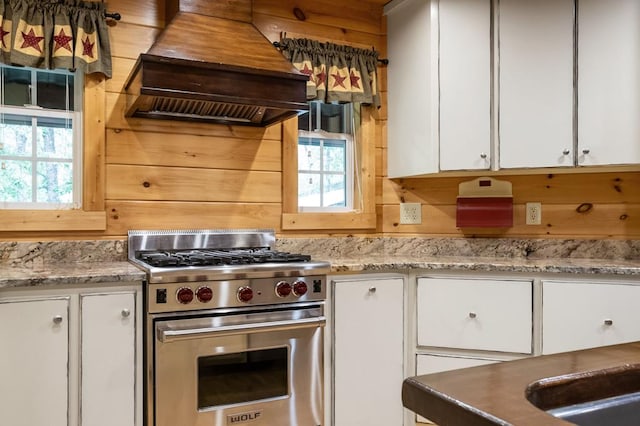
[400,203,422,224]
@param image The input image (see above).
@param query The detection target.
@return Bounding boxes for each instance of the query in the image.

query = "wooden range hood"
[123,0,309,127]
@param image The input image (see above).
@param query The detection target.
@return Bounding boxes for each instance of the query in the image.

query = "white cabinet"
[542,280,640,355]
[438,0,491,171]
[0,297,70,426]
[385,0,491,177]
[498,0,574,169]
[0,285,141,426]
[332,276,405,426]
[81,293,137,426]
[577,0,640,166]
[417,277,533,353]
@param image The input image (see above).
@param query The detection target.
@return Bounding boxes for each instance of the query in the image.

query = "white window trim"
[298,129,354,213]
[0,66,83,210]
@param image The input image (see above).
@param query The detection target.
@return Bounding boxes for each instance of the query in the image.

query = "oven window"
[198,347,289,409]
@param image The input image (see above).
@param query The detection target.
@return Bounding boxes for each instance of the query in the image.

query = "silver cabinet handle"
[604,319,613,326]
[369,287,376,293]
[480,153,487,159]
[53,315,63,324]
[468,312,477,319]
[121,309,131,318]
[582,148,591,155]
[562,149,570,155]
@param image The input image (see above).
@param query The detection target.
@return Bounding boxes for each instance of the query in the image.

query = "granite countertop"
[402,342,640,426]
[0,261,146,289]
[328,255,640,276]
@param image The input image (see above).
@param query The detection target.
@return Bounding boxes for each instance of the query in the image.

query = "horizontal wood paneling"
[105,201,282,235]
[106,56,137,94]
[108,22,160,59]
[253,0,384,35]
[106,0,166,27]
[106,129,281,171]
[379,203,640,238]
[106,165,281,203]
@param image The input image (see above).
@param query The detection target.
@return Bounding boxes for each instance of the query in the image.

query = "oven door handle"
[157,316,326,343]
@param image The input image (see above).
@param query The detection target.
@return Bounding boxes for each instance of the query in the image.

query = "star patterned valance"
[279,38,380,108]
[0,0,111,77]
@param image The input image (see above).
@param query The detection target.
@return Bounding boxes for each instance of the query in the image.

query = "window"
[0,64,82,209]
[297,101,355,212]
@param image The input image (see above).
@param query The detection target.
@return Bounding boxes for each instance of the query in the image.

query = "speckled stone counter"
[0,240,145,289]
[2,237,640,289]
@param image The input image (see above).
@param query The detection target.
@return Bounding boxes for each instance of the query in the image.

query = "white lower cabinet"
[0,285,141,426]
[542,280,640,354]
[0,297,70,426]
[417,277,533,353]
[332,276,405,426]
[81,293,137,426]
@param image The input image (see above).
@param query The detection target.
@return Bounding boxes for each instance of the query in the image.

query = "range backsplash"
[2,237,639,269]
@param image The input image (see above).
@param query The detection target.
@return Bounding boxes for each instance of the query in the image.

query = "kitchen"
[1,0,640,425]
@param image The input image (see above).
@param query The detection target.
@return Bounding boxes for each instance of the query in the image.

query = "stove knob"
[196,286,213,303]
[275,281,292,298]
[292,280,308,297]
[176,287,194,304]
[237,286,254,303]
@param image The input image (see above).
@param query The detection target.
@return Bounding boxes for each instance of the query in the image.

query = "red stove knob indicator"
[196,286,213,303]
[292,280,308,297]
[275,281,292,298]
[237,286,254,303]
[176,287,194,304]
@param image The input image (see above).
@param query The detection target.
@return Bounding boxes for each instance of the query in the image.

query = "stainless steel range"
[128,229,330,426]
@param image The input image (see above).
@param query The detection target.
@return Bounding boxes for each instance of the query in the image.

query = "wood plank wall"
[3,0,639,240]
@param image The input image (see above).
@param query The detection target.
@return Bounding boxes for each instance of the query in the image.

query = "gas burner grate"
[136,248,311,268]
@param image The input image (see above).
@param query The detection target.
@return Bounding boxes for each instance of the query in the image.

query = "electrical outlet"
[526,202,542,225]
[400,203,422,224]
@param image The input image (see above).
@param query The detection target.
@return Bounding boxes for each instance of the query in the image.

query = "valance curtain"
[0,0,111,77]
[279,38,380,108]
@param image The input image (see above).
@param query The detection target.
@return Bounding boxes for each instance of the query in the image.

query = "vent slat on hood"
[123,5,309,127]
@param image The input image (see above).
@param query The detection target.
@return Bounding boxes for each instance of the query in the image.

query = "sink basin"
[526,364,640,426]
[546,391,640,425]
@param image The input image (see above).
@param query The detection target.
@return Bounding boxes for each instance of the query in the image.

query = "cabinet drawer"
[417,278,532,353]
[542,281,640,354]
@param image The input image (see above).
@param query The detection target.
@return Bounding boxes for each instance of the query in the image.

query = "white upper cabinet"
[386,0,491,177]
[578,0,640,166]
[386,0,438,177]
[498,0,574,168]
[439,0,491,171]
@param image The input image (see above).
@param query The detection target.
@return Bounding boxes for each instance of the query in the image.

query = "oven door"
[153,305,325,426]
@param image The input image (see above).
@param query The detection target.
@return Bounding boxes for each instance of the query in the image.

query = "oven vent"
[148,97,266,124]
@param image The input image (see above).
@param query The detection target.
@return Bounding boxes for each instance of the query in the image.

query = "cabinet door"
[81,292,136,426]
[578,0,640,165]
[542,281,640,355]
[417,277,532,353]
[499,0,574,168]
[333,278,404,426]
[0,298,69,426]
[386,0,439,177]
[439,0,491,171]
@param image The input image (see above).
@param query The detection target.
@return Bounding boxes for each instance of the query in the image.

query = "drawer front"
[417,278,533,353]
[542,280,640,354]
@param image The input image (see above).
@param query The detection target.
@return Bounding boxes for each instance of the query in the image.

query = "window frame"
[0,69,106,232]
[281,106,376,231]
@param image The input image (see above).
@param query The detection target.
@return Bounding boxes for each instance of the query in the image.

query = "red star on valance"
[82,37,95,58]
[54,29,73,52]
[0,27,9,48]
[316,68,327,85]
[332,72,347,89]
[300,62,313,76]
[349,70,361,89]
[21,28,44,52]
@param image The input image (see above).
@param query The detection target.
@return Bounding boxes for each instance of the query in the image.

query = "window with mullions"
[298,101,354,212]
[0,64,82,209]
